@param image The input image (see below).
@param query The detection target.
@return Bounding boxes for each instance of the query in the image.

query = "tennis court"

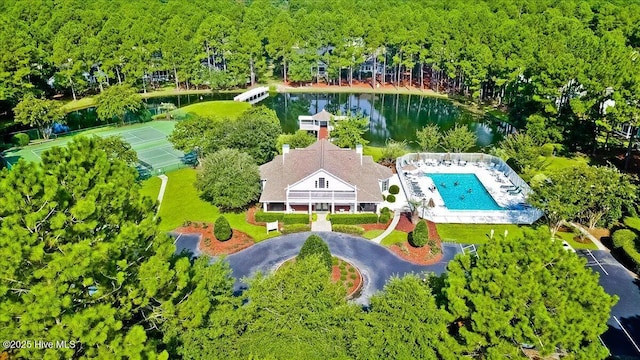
[4,121,192,174]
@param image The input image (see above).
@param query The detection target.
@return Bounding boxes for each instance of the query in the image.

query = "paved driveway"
[578,249,640,359]
[173,231,462,305]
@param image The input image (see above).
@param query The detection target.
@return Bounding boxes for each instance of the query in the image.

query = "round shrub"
[298,234,332,272]
[386,194,396,203]
[389,185,400,195]
[540,143,555,157]
[214,216,232,241]
[12,133,30,147]
[409,220,429,247]
[612,229,636,249]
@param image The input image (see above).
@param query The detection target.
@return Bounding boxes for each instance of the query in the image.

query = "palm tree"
[407,198,422,224]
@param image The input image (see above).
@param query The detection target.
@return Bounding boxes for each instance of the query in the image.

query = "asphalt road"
[577,249,640,359]
[173,231,462,305]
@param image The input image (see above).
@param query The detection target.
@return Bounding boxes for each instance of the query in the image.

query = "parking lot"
[578,249,640,358]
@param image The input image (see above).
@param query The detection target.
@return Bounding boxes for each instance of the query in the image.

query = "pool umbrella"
[427,198,436,208]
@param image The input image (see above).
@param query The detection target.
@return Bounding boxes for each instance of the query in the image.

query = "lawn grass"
[157,168,277,241]
[554,229,599,250]
[363,145,384,162]
[380,230,409,246]
[541,154,591,171]
[436,223,525,244]
[170,100,250,120]
[62,97,96,112]
[363,229,408,245]
[139,176,162,202]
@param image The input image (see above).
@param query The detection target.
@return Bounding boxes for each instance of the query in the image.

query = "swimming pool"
[427,173,503,210]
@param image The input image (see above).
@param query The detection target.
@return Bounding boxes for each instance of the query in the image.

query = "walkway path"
[371,211,401,243]
[311,213,332,231]
[568,222,608,251]
[173,232,461,305]
[156,174,169,215]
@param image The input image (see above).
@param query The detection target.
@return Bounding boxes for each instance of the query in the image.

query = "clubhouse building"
[259,140,393,214]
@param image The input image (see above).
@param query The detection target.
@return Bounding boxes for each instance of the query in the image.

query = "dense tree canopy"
[94,84,143,124]
[330,115,369,149]
[3,0,639,155]
[196,148,261,211]
[0,137,234,359]
[445,228,616,358]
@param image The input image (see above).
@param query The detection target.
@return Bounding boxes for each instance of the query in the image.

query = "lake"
[66,92,510,149]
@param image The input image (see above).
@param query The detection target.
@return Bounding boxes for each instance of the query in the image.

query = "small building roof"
[311,109,334,122]
[259,140,392,203]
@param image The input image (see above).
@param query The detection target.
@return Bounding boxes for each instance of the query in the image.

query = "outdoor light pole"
[422,198,426,218]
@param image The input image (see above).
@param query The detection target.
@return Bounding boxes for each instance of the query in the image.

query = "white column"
[331,202,335,213]
[375,203,380,215]
[308,202,312,214]
[263,202,267,211]
[286,202,291,213]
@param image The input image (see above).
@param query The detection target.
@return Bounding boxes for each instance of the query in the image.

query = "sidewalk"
[371,211,401,243]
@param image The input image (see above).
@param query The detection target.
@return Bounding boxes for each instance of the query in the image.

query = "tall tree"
[330,114,369,149]
[196,148,261,211]
[13,94,65,140]
[0,137,233,359]
[95,84,143,124]
[445,228,616,358]
[416,124,441,152]
[350,274,460,359]
[441,124,477,153]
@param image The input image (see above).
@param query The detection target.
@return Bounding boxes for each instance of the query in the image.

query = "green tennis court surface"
[4,121,192,174]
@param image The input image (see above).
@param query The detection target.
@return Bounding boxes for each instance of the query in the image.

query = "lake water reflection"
[92,92,506,149]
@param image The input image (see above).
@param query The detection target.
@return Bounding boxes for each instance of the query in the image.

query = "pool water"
[427,173,503,210]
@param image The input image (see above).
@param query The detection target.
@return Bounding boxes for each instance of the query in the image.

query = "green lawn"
[170,100,250,120]
[157,168,277,241]
[139,176,162,201]
[436,223,525,244]
[363,229,408,246]
[363,146,384,162]
[541,155,591,171]
[554,229,599,250]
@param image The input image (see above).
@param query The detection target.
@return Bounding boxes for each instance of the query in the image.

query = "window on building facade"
[319,177,325,188]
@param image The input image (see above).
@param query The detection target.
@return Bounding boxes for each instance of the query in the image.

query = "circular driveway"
[174,231,462,305]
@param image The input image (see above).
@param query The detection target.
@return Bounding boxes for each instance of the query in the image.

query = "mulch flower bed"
[395,213,416,233]
[331,258,363,298]
[175,222,255,256]
[246,206,263,226]
[386,214,443,265]
[361,223,388,231]
[388,242,443,265]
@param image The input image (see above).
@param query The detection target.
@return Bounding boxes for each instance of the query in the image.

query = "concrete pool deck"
[397,153,543,224]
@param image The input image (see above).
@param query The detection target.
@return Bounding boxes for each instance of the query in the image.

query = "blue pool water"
[427,173,503,210]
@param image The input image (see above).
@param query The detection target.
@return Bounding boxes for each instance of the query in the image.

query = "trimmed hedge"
[281,224,310,234]
[214,216,232,241]
[409,220,428,247]
[254,211,284,222]
[386,194,396,203]
[378,212,391,224]
[389,184,400,195]
[623,217,640,233]
[283,213,310,225]
[613,229,636,248]
[621,241,640,273]
[254,212,309,224]
[328,213,379,225]
[12,133,29,147]
[332,224,365,235]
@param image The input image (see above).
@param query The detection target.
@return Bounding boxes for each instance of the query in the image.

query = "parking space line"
[587,249,608,276]
[614,316,640,354]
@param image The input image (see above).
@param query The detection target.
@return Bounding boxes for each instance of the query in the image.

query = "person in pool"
[454,181,460,186]
[468,188,472,193]
[460,195,465,200]
[441,182,446,188]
